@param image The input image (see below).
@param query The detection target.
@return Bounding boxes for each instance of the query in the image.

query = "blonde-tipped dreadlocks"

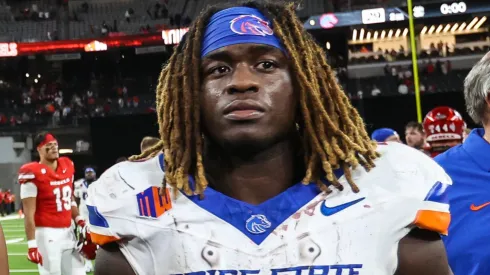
[129,0,379,196]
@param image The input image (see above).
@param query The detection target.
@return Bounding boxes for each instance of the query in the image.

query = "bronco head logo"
[230,15,274,36]
[245,214,271,234]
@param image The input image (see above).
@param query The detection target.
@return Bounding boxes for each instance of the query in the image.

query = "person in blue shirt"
[371,128,401,143]
[435,52,490,275]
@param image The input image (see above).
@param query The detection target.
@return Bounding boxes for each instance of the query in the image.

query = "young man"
[88,2,452,275]
[18,132,94,275]
[0,223,8,275]
[404,121,426,150]
[73,167,97,273]
[423,106,466,158]
[435,52,490,275]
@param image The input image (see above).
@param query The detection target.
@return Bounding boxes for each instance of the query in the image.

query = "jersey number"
[53,186,72,212]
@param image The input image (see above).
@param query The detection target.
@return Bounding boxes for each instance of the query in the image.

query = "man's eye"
[210,66,230,75]
[257,61,277,70]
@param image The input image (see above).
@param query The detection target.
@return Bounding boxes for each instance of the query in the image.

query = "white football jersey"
[87,142,451,275]
[74,178,89,218]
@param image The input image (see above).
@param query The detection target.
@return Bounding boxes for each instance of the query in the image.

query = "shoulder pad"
[18,162,41,184]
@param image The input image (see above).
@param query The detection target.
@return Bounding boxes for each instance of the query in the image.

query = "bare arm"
[22,198,36,242]
[0,223,9,275]
[95,243,135,275]
[396,228,453,275]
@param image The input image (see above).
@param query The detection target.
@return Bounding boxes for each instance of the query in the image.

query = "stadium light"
[366,31,371,40]
[352,29,357,41]
[326,42,331,49]
[428,25,435,34]
[381,30,386,39]
[458,22,466,31]
[466,17,479,30]
[435,25,443,33]
[59,149,73,154]
[473,16,487,30]
[37,74,41,78]
[443,24,451,33]
[360,28,365,40]
[450,23,459,32]
[34,79,38,83]
[374,31,379,40]
[388,29,393,38]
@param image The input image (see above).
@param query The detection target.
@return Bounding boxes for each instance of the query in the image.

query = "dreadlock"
[129,0,379,196]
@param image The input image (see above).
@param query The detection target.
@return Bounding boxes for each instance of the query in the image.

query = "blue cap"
[201,7,285,58]
[371,128,399,142]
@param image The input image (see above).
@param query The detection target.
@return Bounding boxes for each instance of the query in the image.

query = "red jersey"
[18,157,75,228]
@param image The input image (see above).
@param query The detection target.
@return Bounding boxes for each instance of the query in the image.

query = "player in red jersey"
[18,132,93,275]
[423,106,466,158]
[0,223,8,275]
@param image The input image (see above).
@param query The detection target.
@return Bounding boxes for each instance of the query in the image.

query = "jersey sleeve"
[86,164,139,246]
[381,142,452,235]
[18,164,36,185]
[20,182,38,199]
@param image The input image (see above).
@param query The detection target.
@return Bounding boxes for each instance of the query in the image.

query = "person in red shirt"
[0,223,8,275]
[0,189,4,217]
[18,132,95,275]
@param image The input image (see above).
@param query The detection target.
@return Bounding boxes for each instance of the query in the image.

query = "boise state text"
[173,264,363,275]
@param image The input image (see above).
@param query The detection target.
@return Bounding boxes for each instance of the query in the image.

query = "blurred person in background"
[371,128,401,143]
[0,223,8,275]
[423,106,465,158]
[405,121,426,150]
[74,167,97,273]
[0,189,4,217]
[140,136,160,153]
[435,52,490,275]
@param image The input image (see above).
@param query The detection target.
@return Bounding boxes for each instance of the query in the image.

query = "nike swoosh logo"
[470,202,490,211]
[321,197,366,216]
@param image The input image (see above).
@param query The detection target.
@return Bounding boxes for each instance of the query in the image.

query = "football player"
[0,223,8,275]
[74,167,97,273]
[88,2,452,275]
[405,121,427,151]
[422,106,466,158]
[435,52,490,275]
[18,132,93,275]
[371,128,401,143]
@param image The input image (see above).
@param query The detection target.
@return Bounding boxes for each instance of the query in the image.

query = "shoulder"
[18,162,42,184]
[434,144,464,167]
[372,142,451,198]
[58,157,75,169]
[87,154,164,212]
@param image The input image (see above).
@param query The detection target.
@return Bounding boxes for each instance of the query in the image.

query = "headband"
[201,7,285,58]
[37,134,57,149]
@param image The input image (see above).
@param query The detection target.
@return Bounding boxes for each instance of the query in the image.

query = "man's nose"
[226,64,259,94]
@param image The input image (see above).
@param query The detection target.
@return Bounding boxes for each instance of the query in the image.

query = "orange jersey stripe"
[91,232,120,245]
[414,209,451,235]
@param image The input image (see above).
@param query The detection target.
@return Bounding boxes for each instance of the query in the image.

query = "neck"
[204,139,300,205]
[40,158,57,171]
[484,124,490,144]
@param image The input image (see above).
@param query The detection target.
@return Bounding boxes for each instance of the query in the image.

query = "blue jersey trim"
[87,205,109,228]
[424,181,450,204]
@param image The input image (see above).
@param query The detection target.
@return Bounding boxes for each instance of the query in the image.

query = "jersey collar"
[462,128,490,172]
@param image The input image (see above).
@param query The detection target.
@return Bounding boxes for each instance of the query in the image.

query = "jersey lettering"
[175,264,363,275]
[53,185,72,211]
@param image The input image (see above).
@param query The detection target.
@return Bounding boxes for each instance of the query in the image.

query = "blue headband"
[201,7,285,58]
[371,128,398,142]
